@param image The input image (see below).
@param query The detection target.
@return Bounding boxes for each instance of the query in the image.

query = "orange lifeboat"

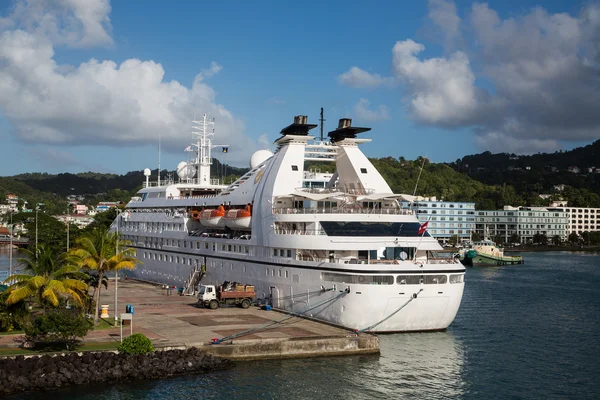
[224,205,252,230]
[199,205,225,227]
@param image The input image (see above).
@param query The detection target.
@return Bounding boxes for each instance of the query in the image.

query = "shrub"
[0,292,29,332]
[24,309,91,350]
[118,333,154,355]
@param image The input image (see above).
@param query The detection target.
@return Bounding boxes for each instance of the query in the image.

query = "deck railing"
[274,229,327,236]
[273,207,413,215]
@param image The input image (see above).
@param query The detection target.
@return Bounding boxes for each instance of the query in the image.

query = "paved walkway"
[0,280,350,349]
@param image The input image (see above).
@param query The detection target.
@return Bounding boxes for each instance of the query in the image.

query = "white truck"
[197,282,256,309]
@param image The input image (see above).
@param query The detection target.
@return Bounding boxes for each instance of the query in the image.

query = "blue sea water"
[8,251,600,400]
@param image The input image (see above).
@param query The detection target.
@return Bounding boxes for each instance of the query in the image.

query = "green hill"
[449,140,600,207]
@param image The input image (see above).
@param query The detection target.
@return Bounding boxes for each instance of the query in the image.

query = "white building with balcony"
[400,198,476,244]
[533,205,600,236]
[475,206,568,243]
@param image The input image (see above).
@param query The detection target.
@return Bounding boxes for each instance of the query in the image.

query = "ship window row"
[122,221,184,232]
[140,251,202,266]
[322,273,393,285]
[397,275,447,284]
[273,248,293,258]
[321,273,464,285]
[265,268,292,279]
[160,238,250,255]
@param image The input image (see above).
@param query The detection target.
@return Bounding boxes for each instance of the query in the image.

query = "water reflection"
[355,332,467,399]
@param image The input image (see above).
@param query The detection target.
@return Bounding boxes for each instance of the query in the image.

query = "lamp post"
[35,207,38,262]
[114,209,120,327]
[66,213,70,252]
[9,211,13,282]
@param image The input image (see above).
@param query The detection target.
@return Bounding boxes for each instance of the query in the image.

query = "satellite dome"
[250,150,274,169]
[176,161,196,180]
[143,168,151,177]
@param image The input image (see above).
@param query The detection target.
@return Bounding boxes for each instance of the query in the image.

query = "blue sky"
[0,0,597,176]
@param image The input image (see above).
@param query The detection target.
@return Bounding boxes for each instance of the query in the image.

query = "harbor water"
[4,251,600,399]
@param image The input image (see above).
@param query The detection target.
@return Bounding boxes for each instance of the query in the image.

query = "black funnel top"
[328,118,371,142]
[280,115,318,136]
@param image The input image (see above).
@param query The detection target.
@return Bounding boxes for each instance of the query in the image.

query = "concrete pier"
[3,279,378,360]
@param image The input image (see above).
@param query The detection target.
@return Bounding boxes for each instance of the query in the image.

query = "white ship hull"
[123,242,464,332]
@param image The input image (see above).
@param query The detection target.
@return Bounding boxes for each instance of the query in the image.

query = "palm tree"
[3,245,88,309]
[70,229,138,325]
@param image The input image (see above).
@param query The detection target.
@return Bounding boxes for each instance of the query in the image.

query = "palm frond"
[41,286,60,307]
[5,286,36,305]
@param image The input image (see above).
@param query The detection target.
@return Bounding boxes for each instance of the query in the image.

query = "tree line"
[1,208,138,350]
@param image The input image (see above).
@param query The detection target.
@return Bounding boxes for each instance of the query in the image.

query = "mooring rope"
[356,289,423,333]
[212,288,349,344]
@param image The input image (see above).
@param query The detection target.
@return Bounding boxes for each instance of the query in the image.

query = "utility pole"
[9,211,13,282]
[35,207,38,261]
[114,209,120,327]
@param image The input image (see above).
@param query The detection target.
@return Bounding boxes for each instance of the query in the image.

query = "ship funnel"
[338,118,352,129]
[294,115,308,125]
[328,117,371,142]
[279,115,317,137]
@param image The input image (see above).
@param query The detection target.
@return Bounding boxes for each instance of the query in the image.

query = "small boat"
[224,205,252,230]
[199,205,225,227]
[460,240,524,267]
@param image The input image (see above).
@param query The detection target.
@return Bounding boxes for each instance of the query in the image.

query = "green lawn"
[0,330,24,336]
[0,341,119,356]
[92,317,119,330]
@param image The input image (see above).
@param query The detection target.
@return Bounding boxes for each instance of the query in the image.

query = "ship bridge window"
[320,222,431,237]
[450,274,464,284]
[425,275,447,284]
[360,168,367,174]
[321,273,393,285]
[291,165,298,171]
[397,275,422,285]
[384,247,415,260]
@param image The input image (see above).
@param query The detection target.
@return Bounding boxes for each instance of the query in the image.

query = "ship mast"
[191,114,228,186]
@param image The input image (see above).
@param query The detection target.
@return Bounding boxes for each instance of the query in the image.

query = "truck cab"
[197,285,217,302]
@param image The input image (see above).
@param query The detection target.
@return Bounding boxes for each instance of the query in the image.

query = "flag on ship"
[184,145,192,152]
[417,220,429,235]
[222,147,229,153]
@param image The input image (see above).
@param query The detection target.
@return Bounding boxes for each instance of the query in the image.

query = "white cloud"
[338,66,395,89]
[473,131,560,154]
[391,39,491,126]
[0,0,256,166]
[341,1,600,154]
[353,98,390,121]
[195,61,222,81]
[257,133,271,149]
[428,0,462,49]
[0,0,113,48]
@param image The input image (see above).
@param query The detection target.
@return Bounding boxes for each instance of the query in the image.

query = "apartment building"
[400,199,476,244]
[475,206,569,243]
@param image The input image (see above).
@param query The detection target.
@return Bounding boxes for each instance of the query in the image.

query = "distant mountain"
[9,159,250,197]
[449,140,600,203]
[3,144,600,214]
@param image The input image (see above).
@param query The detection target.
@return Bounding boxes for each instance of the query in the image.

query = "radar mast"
[190,114,228,186]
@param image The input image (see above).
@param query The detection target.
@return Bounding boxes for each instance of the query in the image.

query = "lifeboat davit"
[224,205,252,230]
[200,205,225,227]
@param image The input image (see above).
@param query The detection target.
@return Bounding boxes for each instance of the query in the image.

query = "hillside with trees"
[3,140,600,212]
[449,139,600,207]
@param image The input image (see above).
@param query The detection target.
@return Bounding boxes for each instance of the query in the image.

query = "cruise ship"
[115,114,466,332]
